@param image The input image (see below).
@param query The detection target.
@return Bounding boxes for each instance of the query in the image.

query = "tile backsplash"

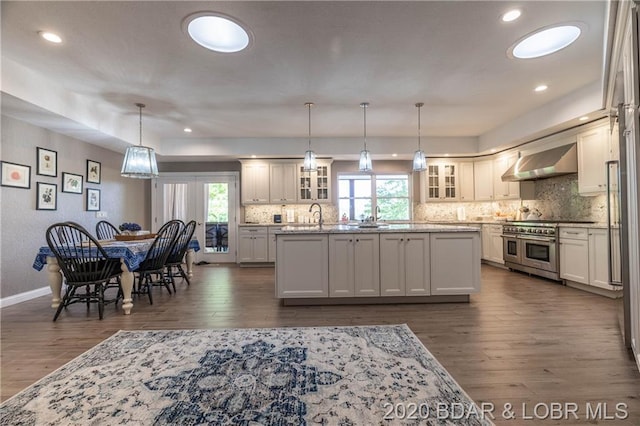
[245,174,607,224]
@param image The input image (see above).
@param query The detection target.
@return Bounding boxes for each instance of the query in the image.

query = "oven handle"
[517,235,556,243]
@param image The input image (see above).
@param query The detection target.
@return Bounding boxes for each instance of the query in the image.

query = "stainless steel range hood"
[501,143,577,182]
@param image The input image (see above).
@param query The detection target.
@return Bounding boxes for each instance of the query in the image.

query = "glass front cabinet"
[298,160,332,203]
[420,162,459,202]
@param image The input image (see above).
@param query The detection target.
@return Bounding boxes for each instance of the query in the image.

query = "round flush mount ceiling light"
[39,31,62,44]
[501,9,521,22]
[508,23,582,59]
[183,12,252,53]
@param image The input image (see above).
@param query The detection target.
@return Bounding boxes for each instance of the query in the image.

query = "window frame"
[337,172,413,222]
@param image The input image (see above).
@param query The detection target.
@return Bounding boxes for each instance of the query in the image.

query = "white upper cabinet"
[458,162,475,202]
[473,159,494,201]
[298,160,332,203]
[270,162,298,203]
[577,124,610,195]
[493,154,520,200]
[420,162,459,202]
[241,161,270,204]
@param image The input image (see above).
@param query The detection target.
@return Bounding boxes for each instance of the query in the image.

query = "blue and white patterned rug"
[1,325,492,425]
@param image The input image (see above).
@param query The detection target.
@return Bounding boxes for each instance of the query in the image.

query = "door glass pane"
[205,183,229,253]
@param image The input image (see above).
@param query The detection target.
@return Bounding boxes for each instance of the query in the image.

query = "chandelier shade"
[121,103,159,179]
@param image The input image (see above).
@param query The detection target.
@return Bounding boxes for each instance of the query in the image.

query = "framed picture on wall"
[86,188,100,211]
[1,161,31,189]
[36,147,57,177]
[86,160,101,184]
[36,182,57,210]
[62,172,83,194]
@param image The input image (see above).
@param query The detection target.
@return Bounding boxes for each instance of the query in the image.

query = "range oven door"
[519,235,557,273]
[502,234,521,264]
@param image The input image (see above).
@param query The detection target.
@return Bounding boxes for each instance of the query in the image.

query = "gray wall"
[0,116,149,298]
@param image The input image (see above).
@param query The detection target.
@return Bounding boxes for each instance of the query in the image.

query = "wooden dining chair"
[131,220,181,304]
[96,220,120,240]
[165,220,197,288]
[46,223,123,321]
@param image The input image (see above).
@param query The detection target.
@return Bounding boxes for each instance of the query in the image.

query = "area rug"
[1,325,492,425]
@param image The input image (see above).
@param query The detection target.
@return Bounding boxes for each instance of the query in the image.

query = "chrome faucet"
[309,202,322,227]
[375,206,381,222]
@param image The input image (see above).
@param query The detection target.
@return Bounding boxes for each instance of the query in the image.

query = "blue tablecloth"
[33,239,200,272]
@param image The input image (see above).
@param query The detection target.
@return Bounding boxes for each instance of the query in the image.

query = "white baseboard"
[0,286,52,308]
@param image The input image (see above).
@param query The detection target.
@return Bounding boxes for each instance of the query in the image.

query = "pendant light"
[303,102,317,172]
[359,102,372,172]
[412,102,427,171]
[121,103,159,179]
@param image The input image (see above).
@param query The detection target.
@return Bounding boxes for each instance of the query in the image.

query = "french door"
[152,173,239,263]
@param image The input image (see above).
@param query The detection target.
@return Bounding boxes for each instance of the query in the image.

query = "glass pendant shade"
[412,102,427,172]
[413,150,427,171]
[303,149,317,172]
[121,103,159,179]
[359,102,372,172]
[121,146,159,178]
[359,149,372,172]
[302,102,317,172]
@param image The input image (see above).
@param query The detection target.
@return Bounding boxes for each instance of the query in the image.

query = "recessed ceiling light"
[391,153,398,157]
[184,12,252,53]
[509,24,582,59]
[490,149,497,153]
[183,127,192,133]
[39,31,62,44]
[501,10,521,22]
[251,155,257,158]
[534,85,548,92]
[444,154,450,157]
[579,116,589,121]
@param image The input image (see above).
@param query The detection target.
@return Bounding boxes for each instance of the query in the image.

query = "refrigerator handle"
[606,160,622,287]
[605,160,622,286]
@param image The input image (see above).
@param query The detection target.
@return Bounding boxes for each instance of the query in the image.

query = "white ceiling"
[0,1,612,161]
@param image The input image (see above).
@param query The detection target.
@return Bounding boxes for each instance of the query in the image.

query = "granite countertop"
[274,223,481,234]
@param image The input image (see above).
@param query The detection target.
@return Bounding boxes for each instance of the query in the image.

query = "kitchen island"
[274,223,481,305]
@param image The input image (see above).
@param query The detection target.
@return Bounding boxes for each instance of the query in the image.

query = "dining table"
[32,238,200,315]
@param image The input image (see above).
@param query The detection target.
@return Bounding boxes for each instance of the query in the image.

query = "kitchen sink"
[354,223,387,228]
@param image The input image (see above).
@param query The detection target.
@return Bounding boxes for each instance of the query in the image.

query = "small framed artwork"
[86,188,100,211]
[61,172,83,194]
[1,161,31,189]
[36,147,57,177]
[36,182,57,210]
[86,160,101,184]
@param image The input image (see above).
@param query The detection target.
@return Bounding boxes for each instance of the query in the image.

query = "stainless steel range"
[502,221,560,281]
[502,220,595,281]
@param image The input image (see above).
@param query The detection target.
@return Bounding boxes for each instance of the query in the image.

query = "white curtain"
[164,183,188,222]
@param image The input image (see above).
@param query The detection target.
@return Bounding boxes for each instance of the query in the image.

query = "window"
[338,173,411,221]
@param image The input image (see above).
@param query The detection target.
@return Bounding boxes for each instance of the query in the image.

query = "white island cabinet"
[379,233,430,296]
[276,234,329,298]
[275,224,481,304]
[329,234,380,297]
[430,232,481,295]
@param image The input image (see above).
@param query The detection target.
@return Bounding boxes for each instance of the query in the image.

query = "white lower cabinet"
[238,227,268,263]
[276,234,328,297]
[588,228,610,289]
[559,228,590,284]
[268,226,280,263]
[481,224,504,264]
[430,232,481,295]
[329,234,380,297]
[380,233,430,296]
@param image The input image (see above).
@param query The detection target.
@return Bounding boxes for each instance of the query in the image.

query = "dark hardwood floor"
[2,264,639,425]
